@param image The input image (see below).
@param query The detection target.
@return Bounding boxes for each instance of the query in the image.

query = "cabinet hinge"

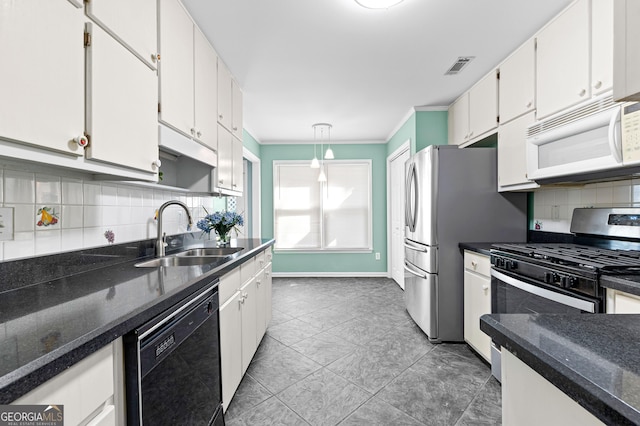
[496,71,500,80]
[497,115,500,124]
[84,31,91,47]
[158,103,161,113]
[84,133,91,147]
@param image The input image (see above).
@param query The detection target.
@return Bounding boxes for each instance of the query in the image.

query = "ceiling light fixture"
[355,0,404,9]
[312,123,333,181]
[310,144,320,168]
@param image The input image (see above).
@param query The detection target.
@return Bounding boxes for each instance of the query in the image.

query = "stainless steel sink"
[175,247,244,257]
[135,256,223,268]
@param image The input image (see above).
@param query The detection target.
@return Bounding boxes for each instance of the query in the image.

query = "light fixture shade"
[355,0,404,9]
[324,147,334,160]
[318,167,327,182]
[310,157,320,168]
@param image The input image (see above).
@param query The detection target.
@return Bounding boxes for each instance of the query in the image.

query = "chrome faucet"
[156,200,193,257]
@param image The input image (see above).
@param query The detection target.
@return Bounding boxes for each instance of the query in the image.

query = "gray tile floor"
[225,277,502,426]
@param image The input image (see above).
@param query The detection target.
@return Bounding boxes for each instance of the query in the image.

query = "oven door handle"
[491,269,595,313]
[404,261,428,279]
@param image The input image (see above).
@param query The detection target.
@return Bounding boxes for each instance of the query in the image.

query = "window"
[273,160,372,251]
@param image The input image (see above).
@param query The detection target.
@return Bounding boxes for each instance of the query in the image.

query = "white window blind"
[274,161,372,251]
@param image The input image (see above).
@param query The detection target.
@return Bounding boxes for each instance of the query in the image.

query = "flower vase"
[217,232,230,247]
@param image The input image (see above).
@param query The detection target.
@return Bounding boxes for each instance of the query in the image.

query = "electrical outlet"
[375,252,380,260]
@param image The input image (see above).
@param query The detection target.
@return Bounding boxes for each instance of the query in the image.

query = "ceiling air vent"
[445,57,474,75]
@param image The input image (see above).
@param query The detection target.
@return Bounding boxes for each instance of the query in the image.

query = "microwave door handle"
[609,107,623,163]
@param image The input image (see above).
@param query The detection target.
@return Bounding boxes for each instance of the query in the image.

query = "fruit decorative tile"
[37,206,59,228]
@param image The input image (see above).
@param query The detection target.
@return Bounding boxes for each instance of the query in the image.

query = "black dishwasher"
[125,280,224,425]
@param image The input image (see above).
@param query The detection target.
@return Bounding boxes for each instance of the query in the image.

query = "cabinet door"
[499,39,535,124]
[607,289,640,313]
[158,0,194,138]
[0,0,84,156]
[463,270,491,362]
[217,60,233,131]
[85,0,157,69]
[232,136,244,193]
[498,111,536,188]
[255,268,267,343]
[241,277,258,373]
[217,125,233,190]
[448,94,469,145]
[468,71,498,140]
[220,292,243,410]
[232,80,243,139]
[85,23,158,173]
[265,263,273,326]
[591,0,614,96]
[536,0,590,119]
[194,27,218,151]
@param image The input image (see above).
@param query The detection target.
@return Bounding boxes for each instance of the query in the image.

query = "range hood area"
[158,124,241,196]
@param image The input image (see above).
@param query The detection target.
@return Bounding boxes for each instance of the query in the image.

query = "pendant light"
[312,123,334,181]
[355,0,404,9]
[324,124,334,160]
[310,144,319,168]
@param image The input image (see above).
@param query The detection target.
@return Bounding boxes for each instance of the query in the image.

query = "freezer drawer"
[404,260,438,341]
[404,239,437,274]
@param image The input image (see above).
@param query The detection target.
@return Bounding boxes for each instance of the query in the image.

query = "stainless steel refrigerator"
[404,145,527,342]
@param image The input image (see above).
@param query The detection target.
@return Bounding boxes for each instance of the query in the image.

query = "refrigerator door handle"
[404,261,428,279]
[405,162,417,232]
[404,241,429,252]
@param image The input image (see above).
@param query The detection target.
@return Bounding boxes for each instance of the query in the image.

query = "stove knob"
[560,276,568,288]
[495,258,505,268]
[544,272,554,283]
[506,260,518,270]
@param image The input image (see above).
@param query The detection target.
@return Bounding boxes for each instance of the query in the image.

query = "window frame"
[272,159,373,253]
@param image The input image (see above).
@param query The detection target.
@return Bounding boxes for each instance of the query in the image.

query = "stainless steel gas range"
[489,207,640,381]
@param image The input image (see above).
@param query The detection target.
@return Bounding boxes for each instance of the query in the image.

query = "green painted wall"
[386,113,416,155]
[242,129,261,157]
[415,110,448,151]
[260,143,388,273]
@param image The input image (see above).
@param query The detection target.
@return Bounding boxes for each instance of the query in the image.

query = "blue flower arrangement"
[197,210,244,242]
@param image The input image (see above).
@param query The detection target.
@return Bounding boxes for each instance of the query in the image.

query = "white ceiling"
[181,0,572,144]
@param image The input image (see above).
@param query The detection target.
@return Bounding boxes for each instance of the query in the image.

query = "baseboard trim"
[272,272,390,278]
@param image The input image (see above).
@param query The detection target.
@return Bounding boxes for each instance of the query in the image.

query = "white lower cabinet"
[219,248,273,411]
[463,251,491,362]
[606,288,640,313]
[13,338,124,426]
[502,350,604,425]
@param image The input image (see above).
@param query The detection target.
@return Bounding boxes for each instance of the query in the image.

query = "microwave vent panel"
[445,57,475,75]
[527,95,616,138]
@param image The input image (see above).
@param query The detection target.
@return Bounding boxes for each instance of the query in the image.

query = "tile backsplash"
[532,179,640,233]
[0,163,226,261]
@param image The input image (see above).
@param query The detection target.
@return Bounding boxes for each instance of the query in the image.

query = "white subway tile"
[83,183,101,206]
[117,206,132,225]
[0,170,3,204]
[61,178,83,205]
[101,184,118,206]
[596,185,614,205]
[61,205,83,229]
[61,229,83,251]
[554,189,568,205]
[83,206,103,228]
[567,189,581,205]
[117,186,131,207]
[102,205,120,226]
[131,206,149,224]
[4,170,34,203]
[83,227,105,248]
[0,242,4,261]
[5,204,35,232]
[4,231,35,260]
[581,188,597,206]
[35,174,61,204]
[130,188,143,207]
[613,184,632,205]
[35,230,61,255]
[142,189,154,207]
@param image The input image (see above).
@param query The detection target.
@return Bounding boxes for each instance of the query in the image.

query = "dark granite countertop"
[458,243,494,256]
[601,274,640,297]
[481,313,640,425]
[0,235,274,403]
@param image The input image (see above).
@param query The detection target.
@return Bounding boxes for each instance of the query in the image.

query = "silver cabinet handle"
[196,131,202,138]
[594,81,602,89]
[578,89,586,97]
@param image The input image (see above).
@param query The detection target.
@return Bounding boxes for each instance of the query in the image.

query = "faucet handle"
[162,232,168,247]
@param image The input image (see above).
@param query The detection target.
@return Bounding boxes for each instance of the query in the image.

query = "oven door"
[489,268,599,382]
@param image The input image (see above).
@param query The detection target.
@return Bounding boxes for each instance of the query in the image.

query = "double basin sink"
[135,247,244,268]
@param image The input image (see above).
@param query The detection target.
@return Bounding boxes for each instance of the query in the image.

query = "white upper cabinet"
[468,71,498,141]
[536,0,590,119]
[232,80,243,140]
[591,0,614,96]
[194,27,219,151]
[85,23,159,173]
[217,124,233,190]
[85,0,158,69]
[158,0,194,140]
[613,0,640,101]
[0,0,85,156]
[498,111,537,191]
[217,60,233,131]
[232,136,244,192]
[499,39,535,125]
[448,93,469,145]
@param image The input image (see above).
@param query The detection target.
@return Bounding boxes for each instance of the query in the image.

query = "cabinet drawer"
[464,251,491,277]
[219,267,241,305]
[255,250,267,271]
[264,247,273,264]
[240,257,256,284]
